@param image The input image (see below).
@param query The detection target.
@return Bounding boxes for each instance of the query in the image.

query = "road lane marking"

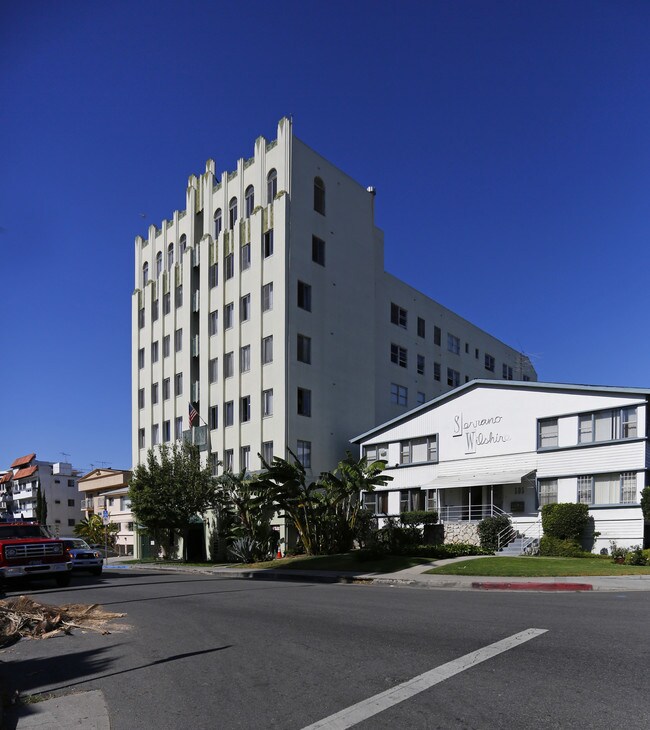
[302,628,548,730]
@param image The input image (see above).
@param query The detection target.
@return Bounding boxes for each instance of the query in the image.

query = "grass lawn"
[425,557,650,577]
[240,553,435,574]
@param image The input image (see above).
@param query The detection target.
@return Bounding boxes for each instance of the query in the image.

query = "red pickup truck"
[0,522,72,588]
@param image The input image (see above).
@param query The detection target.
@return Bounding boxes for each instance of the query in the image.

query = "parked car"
[89,544,119,559]
[60,538,103,576]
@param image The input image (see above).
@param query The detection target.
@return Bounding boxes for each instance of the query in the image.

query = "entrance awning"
[422,469,535,489]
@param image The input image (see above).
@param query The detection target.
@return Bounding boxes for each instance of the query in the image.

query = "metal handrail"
[439,503,508,523]
[497,519,542,553]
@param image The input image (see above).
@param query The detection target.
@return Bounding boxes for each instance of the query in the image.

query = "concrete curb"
[471,581,593,591]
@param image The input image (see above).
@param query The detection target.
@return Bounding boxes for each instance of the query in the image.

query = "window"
[390,383,407,406]
[434,362,441,381]
[151,299,159,322]
[209,263,218,288]
[363,444,388,463]
[138,428,145,449]
[163,378,170,400]
[314,176,325,215]
[433,326,441,346]
[174,372,183,396]
[447,334,460,354]
[297,281,312,311]
[175,284,183,309]
[297,388,311,417]
[417,317,425,338]
[262,335,273,364]
[68,518,76,527]
[400,489,423,512]
[224,449,234,471]
[241,243,251,271]
[155,252,163,279]
[262,283,273,311]
[138,308,144,329]
[210,453,219,476]
[297,334,311,364]
[267,169,277,203]
[240,345,251,372]
[178,235,187,262]
[400,436,438,465]
[163,292,170,315]
[138,388,145,409]
[214,209,222,238]
[502,364,513,380]
[484,354,495,372]
[163,420,171,442]
[175,328,182,352]
[167,243,174,270]
[362,491,388,515]
[263,388,273,416]
[312,235,325,266]
[209,406,218,430]
[297,440,312,468]
[417,354,425,375]
[240,446,251,471]
[152,424,159,445]
[579,407,638,444]
[263,229,274,258]
[209,310,218,336]
[224,302,234,329]
[229,197,238,228]
[225,253,234,280]
[417,392,425,405]
[245,186,255,217]
[224,401,234,427]
[142,262,149,286]
[538,479,557,506]
[151,341,159,363]
[465,343,469,354]
[391,303,407,329]
[209,358,218,384]
[151,382,159,405]
[538,418,558,449]
[175,417,182,440]
[240,294,251,322]
[447,368,460,387]
[390,344,407,368]
[163,335,170,358]
[224,352,234,378]
[262,440,274,464]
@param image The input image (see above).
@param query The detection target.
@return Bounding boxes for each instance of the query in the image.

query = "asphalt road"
[1,568,649,729]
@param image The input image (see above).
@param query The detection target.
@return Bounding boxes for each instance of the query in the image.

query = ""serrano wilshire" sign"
[452,412,511,454]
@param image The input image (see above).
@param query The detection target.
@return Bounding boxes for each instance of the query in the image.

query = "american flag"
[188,402,199,427]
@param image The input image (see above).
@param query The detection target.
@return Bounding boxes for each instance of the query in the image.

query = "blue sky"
[1,0,649,473]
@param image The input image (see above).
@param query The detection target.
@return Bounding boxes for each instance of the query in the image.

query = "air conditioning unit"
[378,447,389,461]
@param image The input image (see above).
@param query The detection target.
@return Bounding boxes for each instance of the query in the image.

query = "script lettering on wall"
[452,412,510,454]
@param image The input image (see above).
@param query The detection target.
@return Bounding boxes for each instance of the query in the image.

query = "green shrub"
[367,518,422,555]
[624,545,648,566]
[400,510,439,526]
[640,486,650,522]
[643,549,650,564]
[541,503,590,541]
[405,543,492,559]
[539,535,586,557]
[477,515,512,551]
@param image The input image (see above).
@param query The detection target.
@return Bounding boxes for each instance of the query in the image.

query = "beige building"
[131,119,536,556]
[77,468,134,556]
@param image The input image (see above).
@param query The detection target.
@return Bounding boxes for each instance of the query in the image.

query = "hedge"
[541,503,590,541]
[400,510,439,526]
[477,515,512,552]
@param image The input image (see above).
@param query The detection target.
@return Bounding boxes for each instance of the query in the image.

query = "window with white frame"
[138,388,145,409]
[210,452,219,476]
[151,299,159,322]
[538,418,558,449]
[262,441,273,465]
[163,335,170,358]
[390,344,407,368]
[447,334,460,354]
[267,169,277,203]
[224,302,233,329]
[240,445,251,471]
[151,382,159,405]
[262,388,273,417]
[225,253,234,279]
[390,383,407,406]
[240,294,251,322]
[167,243,174,270]
[224,352,234,378]
[163,420,171,442]
[214,209,222,239]
[390,303,407,329]
[224,401,234,427]
[263,229,274,258]
[163,292,170,315]
[400,489,423,512]
[138,308,144,329]
[224,449,234,471]
[175,284,183,309]
[241,243,251,270]
[245,186,255,217]
[209,406,218,430]
[297,440,311,468]
[209,263,218,288]
[174,373,183,396]
[142,262,149,286]
[174,417,182,440]
[209,310,218,336]
[163,378,170,400]
[240,345,251,373]
[152,424,159,445]
[363,443,388,463]
[209,358,218,384]
[240,396,251,422]
[262,282,273,311]
[156,252,162,279]
[229,197,238,228]
[174,328,182,353]
[262,335,273,364]
[138,348,145,369]
[399,436,438,465]
[425,489,437,512]
[538,479,558,506]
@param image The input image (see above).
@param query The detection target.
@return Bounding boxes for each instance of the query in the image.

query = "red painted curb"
[471,581,593,592]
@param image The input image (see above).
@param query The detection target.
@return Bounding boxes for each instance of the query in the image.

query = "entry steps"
[498,535,539,556]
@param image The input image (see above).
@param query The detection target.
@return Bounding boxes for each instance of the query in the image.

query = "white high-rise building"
[132,118,536,479]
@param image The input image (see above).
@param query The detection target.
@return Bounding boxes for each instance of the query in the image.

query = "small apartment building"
[0,454,83,534]
[352,381,649,552]
[77,469,134,556]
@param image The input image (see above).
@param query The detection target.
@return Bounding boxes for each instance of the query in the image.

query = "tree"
[35,485,48,526]
[129,441,214,558]
[74,513,119,546]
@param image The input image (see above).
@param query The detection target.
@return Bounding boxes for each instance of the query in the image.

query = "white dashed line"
[301,628,548,730]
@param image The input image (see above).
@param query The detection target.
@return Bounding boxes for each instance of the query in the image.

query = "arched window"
[229,197,238,228]
[314,177,325,215]
[267,169,277,203]
[245,185,255,217]
[156,252,163,279]
[167,243,174,270]
[214,209,222,239]
[142,262,149,287]
[178,234,186,263]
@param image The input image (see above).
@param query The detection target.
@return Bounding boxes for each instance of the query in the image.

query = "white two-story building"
[352,381,649,552]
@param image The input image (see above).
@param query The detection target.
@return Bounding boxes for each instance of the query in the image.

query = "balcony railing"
[438,504,509,523]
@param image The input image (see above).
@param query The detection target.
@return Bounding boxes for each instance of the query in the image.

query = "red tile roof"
[13,465,38,480]
[0,472,12,484]
[11,453,35,468]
